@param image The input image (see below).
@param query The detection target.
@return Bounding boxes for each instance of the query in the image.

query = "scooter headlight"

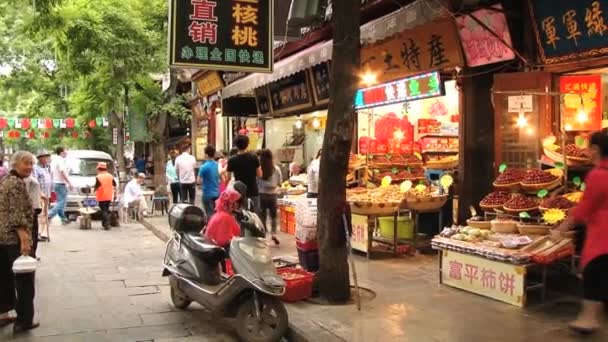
[240,243,272,264]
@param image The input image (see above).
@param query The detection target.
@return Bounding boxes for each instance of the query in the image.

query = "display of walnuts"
[494,169,526,185]
[480,191,512,207]
[503,196,538,210]
[541,196,574,210]
[521,169,558,185]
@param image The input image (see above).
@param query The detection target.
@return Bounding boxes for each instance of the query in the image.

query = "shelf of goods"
[278,194,306,235]
[347,185,448,258]
[432,165,578,307]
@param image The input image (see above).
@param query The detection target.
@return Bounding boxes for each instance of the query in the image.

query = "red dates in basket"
[521,169,557,185]
[504,196,538,209]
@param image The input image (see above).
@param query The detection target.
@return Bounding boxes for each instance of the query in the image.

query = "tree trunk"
[151,70,179,193]
[316,0,361,303]
[110,110,126,181]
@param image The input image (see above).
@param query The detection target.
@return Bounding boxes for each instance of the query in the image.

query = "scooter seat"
[182,232,226,259]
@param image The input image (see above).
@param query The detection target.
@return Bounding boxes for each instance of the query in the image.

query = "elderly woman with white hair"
[0,151,39,333]
[123,172,150,218]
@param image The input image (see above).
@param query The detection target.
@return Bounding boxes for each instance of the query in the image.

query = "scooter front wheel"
[170,277,192,309]
[235,294,288,342]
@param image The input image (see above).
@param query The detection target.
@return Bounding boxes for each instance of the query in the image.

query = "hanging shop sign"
[268,70,313,115]
[310,62,331,105]
[195,71,224,97]
[354,71,443,110]
[441,250,525,307]
[168,0,273,73]
[560,75,602,131]
[456,4,515,67]
[529,0,608,64]
[507,95,533,112]
[360,19,463,84]
[254,86,271,115]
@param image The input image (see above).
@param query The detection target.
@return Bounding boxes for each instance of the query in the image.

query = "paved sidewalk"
[1,220,238,341]
[141,212,608,342]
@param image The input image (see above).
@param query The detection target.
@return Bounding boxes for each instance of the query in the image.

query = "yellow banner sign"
[441,250,526,307]
[351,214,369,253]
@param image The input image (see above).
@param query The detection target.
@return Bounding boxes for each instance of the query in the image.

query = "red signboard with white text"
[559,75,602,131]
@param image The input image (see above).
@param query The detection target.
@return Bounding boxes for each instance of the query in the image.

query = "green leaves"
[573,176,582,186]
[537,189,548,198]
[554,161,564,169]
[499,163,507,173]
[519,212,531,219]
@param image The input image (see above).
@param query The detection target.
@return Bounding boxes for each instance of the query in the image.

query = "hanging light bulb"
[312,118,321,129]
[516,102,528,128]
[295,119,303,129]
[577,95,588,123]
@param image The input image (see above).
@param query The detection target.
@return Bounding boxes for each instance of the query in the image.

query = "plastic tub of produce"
[277,267,315,302]
[378,216,414,239]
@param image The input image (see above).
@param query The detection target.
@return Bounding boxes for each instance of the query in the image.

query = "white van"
[59,150,118,218]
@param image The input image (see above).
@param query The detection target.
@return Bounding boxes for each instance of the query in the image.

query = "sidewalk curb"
[140,216,313,342]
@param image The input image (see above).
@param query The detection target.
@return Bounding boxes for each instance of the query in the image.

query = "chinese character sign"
[355,72,443,110]
[441,250,525,307]
[350,214,369,253]
[456,4,516,67]
[169,0,273,73]
[530,0,608,63]
[361,19,463,84]
[560,75,602,131]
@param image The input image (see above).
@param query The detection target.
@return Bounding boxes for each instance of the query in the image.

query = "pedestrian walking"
[24,175,42,259]
[166,150,180,204]
[0,151,39,333]
[258,149,282,245]
[227,135,262,212]
[555,129,608,334]
[175,145,197,204]
[34,150,52,242]
[94,162,116,230]
[197,145,220,216]
[47,147,73,224]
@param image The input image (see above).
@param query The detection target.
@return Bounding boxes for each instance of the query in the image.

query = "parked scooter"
[162,204,288,342]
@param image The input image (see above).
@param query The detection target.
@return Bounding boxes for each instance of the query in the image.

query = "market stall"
[433,165,578,307]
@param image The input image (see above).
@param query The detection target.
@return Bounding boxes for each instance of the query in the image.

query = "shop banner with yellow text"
[441,250,526,307]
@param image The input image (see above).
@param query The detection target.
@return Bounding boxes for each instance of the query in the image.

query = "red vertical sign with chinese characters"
[169,0,273,73]
[560,75,602,131]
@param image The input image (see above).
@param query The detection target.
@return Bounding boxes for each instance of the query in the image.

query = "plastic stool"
[151,196,169,215]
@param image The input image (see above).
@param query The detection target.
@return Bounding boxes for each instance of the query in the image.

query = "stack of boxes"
[295,198,319,272]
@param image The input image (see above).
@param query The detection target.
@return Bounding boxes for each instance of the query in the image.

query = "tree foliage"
[0,0,188,158]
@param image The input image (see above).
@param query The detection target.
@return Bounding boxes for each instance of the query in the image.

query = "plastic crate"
[297,248,319,272]
[277,267,314,302]
[378,216,414,240]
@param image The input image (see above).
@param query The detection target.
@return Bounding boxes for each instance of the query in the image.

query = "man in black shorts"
[227,135,262,213]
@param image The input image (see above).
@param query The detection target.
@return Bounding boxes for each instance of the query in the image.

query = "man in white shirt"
[48,147,74,224]
[123,173,149,217]
[175,145,197,204]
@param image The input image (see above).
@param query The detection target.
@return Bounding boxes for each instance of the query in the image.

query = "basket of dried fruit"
[517,223,553,236]
[561,144,592,164]
[404,194,448,211]
[492,169,526,190]
[539,196,575,212]
[349,201,401,215]
[502,195,539,213]
[479,191,512,212]
[520,169,561,192]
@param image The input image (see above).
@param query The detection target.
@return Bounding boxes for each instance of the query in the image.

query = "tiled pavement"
[1,219,238,341]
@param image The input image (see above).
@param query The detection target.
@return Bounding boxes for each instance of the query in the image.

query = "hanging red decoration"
[42,131,50,139]
[88,120,97,128]
[21,119,31,130]
[45,119,53,129]
[12,130,21,138]
[71,131,79,138]
[28,130,35,139]
[0,118,7,129]
[253,127,263,133]
[238,128,248,135]
[66,118,75,128]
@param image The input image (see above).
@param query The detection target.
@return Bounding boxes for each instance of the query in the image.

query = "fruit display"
[480,191,512,209]
[521,169,558,185]
[502,196,538,212]
[560,144,592,160]
[372,167,425,182]
[493,168,526,186]
[540,196,574,210]
[348,153,366,169]
[368,154,422,166]
[439,225,493,242]
[346,185,404,204]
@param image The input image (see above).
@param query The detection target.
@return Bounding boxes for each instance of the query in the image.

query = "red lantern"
[72,131,79,138]
[42,131,50,139]
[13,130,21,138]
[238,128,248,135]
[88,120,97,128]
[28,130,35,139]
